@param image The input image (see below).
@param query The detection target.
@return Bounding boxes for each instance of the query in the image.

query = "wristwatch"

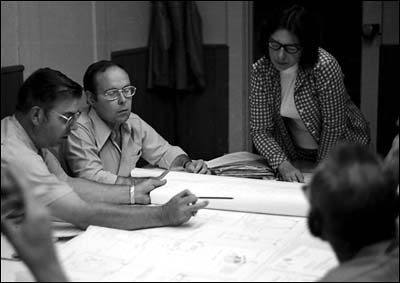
[129,185,135,204]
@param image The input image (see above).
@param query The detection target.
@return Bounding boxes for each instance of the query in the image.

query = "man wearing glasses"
[1,67,208,231]
[64,60,209,189]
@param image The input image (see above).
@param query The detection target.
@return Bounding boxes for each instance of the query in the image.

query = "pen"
[198,197,234,199]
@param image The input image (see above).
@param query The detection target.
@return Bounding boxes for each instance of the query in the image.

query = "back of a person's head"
[309,144,398,250]
[258,4,319,67]
[16,68,82,114]
[83,60,124,94]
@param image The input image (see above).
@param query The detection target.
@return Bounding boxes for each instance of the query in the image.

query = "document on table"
[60,209,337,282]
[132,168,309,217]
[206,151,267,168]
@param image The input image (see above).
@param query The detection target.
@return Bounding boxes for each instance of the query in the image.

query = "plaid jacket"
[250,48,370,170]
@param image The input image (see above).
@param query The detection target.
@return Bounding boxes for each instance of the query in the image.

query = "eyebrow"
[104,85,131,92]
[269,38,300,46]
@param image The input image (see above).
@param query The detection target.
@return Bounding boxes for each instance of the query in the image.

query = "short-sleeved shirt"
[64,107,186,184]
[319,240,399,282]
[1,115,73,206]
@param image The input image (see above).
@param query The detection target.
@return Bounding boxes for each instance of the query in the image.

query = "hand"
[184,159,211,174]
[161,190,209,226]
[134,178,167,204]
[278,161,304,182]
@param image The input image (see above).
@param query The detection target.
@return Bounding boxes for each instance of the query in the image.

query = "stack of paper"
[210,163,275,179]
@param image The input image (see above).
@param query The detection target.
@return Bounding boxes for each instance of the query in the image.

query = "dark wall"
[1,65,24,119]
[377,45,400,156]
[112,45,229,161]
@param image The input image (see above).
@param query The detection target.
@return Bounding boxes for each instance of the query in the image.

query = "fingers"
[174,189,192,198]
[173,190,199,206]
[295,171,305,183]
[180,193,198,205]
[151,178,167,187]
[283,172,303,182]
[280,162,304,183]
[198,164,209,174]
[156,169,170,180]
[188,200,209,212]
[187,160,209,174]
[193,160,203,173]
[142,179,166,192]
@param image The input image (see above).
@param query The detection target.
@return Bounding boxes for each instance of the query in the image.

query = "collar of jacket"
[262,56,314,92]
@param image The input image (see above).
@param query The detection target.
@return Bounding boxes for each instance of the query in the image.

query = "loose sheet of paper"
[132,168,309,217]
[59,209,337,282]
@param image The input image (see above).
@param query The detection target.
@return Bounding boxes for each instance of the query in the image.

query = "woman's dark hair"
[16,68,82,113]
[258,4,320,68]
[83,60,124,95]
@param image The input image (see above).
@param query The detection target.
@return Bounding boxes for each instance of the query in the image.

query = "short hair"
[83,60,125,95]
[258,4,320,68]
[309,143,398,250]
[16,68,82,113]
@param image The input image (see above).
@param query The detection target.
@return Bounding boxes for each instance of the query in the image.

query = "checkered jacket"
[250,48,371,170]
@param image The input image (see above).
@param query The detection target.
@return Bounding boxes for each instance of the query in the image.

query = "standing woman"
[250,5,370,182]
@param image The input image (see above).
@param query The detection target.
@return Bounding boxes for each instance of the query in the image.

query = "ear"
[29,106,45,126]
[86,90,97,107]
[307,209,324,239]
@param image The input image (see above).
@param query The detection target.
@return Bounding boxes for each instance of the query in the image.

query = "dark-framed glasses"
[51,110,81,127]
[268,39,302,54]
[102,86,136,101]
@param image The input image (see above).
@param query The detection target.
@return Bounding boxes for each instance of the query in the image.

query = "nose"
[277,47,286,60]
[118,91,127,105]
[69,121,78,131]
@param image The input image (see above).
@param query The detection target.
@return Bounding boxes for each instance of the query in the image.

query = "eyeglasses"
[51,110,81,127]
[268,39,302,54]
[101,86,136,101]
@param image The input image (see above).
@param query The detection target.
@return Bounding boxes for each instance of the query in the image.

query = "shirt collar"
[264,56,313,79]
[88,107,113,150]
[280,63,298,75]
[88,107,131,150]
[10,115,40,153]
[355,239,396,258]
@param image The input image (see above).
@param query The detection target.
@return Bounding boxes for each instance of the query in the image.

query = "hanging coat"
[147,1,206,92]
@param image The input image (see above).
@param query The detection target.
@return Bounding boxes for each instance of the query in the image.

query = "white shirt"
[280,64,318,150]
[1,115,73,206]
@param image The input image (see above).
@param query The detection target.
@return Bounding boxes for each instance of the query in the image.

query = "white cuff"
[129,185,135,204]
